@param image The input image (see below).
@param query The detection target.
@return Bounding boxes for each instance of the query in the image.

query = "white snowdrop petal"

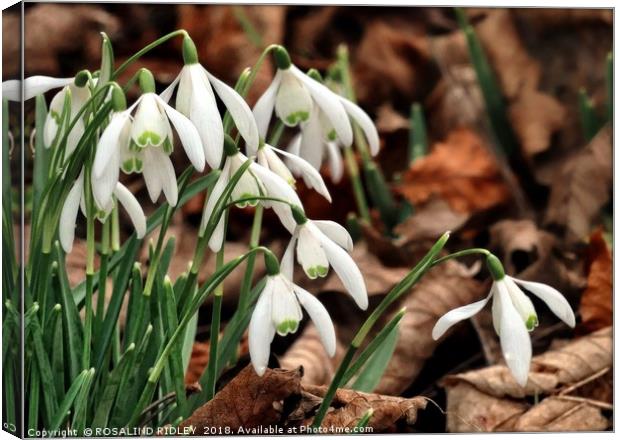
[248,284,275,376]
[272,146,331,202]
[157,95,206,172]
[291,66,353,146]
[249,161,303,208]
[281,235,297,280]
[252,71,282,145]
[189,66,224,169]
[295,286,336,356]
[160,74,181,103]
[92,147,119,210]
[131,94,168,147]
[512,277,576,328]
[262,147,295,186]
[339,97,380,156]
[271,276,302,336]
[315,226,368,310]
[325,141,343,183]
[43,114,59,149]
[206,70,259,153]
[113,183,146,238]
[311,220,353,251]
[431,291,493,340]
[275,70,313,127]
[285,134,303,175]
[59,174,84,253]
[94,112,130,178]
[296,225,329,279]
[496,281,532,387]
[504,277,538,329]
[298,110,324,170]
[202,160,231,251]
[155,151,178,207]
[141,150,163,203]
[5,76,73,101]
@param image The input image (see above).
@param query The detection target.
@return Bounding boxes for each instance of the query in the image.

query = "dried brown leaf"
[442,327,612,432]
[579,230,612,332]
[302,384,428,431]
[544,125,612,243]
[180,365,302,432]
[488,219,586,296]
[395,128,511,215]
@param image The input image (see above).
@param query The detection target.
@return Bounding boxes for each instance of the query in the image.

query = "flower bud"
[486,254,505,281]
[110,84,126,112]
[273,45,292,70]
[306,68,323,83]
[138,68,156,94]
[223,134,239,157]
[264,252,280,276]
[182,35,199,65]
[74,70,91,87]
[291,205,307,225]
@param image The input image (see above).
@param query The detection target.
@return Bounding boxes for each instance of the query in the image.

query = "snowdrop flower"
[257,141,331,202]
[43,82,91,156]
[59,170,146,253]
[432,254,575,386]
[200,137,303,253]
[249,253,336,376]
[251,47,354,156]
[286,71,380,182]
[2,75,74,102]
[282,208,368,310]
[160,36,259,169]
[93,73,204,208]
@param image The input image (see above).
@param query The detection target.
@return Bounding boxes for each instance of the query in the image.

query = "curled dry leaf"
[579,229,612,332]
[301,384,428,431]
[442,327,612,432]
[544,125,612,244]
[395,128,511,215]
[488,219,586,297]
[180,365,303,432]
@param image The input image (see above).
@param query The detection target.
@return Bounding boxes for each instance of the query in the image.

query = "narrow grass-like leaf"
[91,343,136,428]
[351,318,401,392]
[72,169,220,305]
[343,308,406,387]
[54,242,83,381]
[93,236,140,369]
[71,368,96,432]
[408,102,427,164]
[455,8,518,156]
[124,263,144,348]
[48,369,90,432]
[27,368,41,432]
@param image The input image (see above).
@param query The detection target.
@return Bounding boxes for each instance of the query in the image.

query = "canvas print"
[1,2,613,436]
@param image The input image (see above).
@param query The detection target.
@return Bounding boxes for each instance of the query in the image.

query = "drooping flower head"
[200,136,304,253]
[256,141,331,203]
[160,36,259,169]
[249,251,336,376]
[282,207,368,311]
[432,254,576,386]
[287,69,380,183]
[92,72,204,209]
[60,169,146,253]
[251,47,353,157]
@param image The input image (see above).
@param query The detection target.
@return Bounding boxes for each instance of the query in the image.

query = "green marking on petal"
[284,111,310,126]
[327,129,337,141]
[129,139,142,152]
[234,192,258,208]
[137,130,162,146]
[50,110,62,125]
[525,315,538,331]
[316,265,328,277]
[306,267,317,279]
[276,319,299,336]
[122,159,135,173]
[135,159,143,172]
[163,137,173,155]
